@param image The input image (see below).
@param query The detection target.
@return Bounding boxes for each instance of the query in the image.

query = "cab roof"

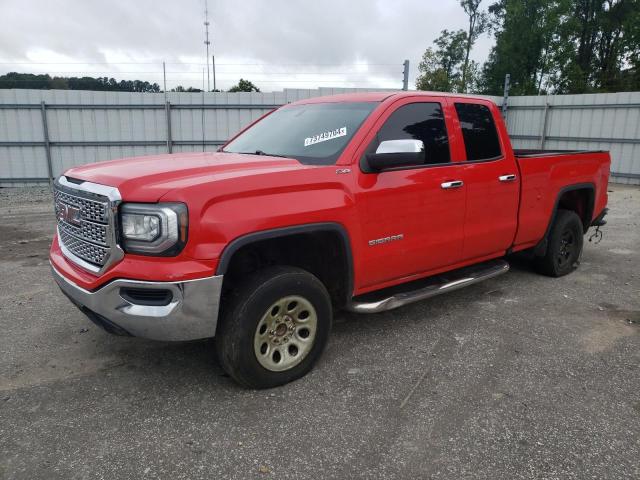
[290,90,495,106]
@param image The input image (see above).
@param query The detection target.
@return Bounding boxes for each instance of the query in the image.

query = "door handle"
[441,180,464,189]
[498,174,517,182]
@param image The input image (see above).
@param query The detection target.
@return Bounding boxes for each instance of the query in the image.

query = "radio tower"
[204,0,211,91]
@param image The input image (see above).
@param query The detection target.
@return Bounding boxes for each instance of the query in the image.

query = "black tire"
[534,209,584,277]
[215,266,332,389]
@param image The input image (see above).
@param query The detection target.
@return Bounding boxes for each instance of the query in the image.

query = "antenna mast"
[204,0,211,91]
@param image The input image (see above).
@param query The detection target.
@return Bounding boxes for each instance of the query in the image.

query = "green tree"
[0,72,52,89]
[416,29,468,92]
[228,78,260,92]
[460,0,488,92]
[556,0,640,93]
[481,0,640,94]
[623,1,640,90]
[171,85,203,92]
[0,72,160,92]
[480,0,567,95]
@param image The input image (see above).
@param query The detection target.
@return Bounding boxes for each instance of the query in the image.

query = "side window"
[454,103,502,161]
[373,102,450,165]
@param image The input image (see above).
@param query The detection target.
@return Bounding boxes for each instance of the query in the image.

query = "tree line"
[417,0,640,95]
[0,72,261,93]
[0,72,162,92]
[168,78,260,92]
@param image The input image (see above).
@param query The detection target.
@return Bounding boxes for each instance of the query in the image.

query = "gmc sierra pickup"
[50,92,610,388]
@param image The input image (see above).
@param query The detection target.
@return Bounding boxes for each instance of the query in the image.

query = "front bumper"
[51,264,223,341]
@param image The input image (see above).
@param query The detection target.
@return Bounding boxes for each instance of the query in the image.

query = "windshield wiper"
[237,150,290,158]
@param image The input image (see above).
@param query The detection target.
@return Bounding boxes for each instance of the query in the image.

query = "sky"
[0,0,494,92]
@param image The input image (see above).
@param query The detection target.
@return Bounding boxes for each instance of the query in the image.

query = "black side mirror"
[365,139,426,172]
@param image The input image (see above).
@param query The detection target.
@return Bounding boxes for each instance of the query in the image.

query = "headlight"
[119,203,188,256]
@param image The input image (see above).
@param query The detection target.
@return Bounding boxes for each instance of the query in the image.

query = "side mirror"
[365,139,426,172]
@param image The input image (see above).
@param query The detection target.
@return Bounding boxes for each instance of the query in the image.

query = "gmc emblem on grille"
[56,201,82,226]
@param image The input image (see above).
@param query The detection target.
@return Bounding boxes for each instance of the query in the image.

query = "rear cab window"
[454,102,502,161]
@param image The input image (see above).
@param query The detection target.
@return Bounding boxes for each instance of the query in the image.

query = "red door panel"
[351,97,467,290]
[460,160,519,260]
[447,99,520,261]
[355,166,466,288]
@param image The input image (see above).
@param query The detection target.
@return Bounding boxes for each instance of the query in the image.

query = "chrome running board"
[347,259,509,314]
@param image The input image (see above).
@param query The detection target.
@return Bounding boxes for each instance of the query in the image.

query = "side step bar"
[347,259,509,314]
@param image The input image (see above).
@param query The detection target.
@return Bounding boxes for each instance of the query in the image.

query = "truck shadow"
[100,258,541,390]
[25,254,542,394]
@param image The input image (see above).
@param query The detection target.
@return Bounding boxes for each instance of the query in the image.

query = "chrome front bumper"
[51,264,223,341]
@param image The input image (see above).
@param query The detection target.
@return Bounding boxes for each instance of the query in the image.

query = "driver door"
[353,98,467,290]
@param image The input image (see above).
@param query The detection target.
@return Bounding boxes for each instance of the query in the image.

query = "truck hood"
[64,152,309,201]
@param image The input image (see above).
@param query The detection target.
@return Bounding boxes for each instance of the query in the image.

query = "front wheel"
[215,266,332,389]
[534,209,584,277]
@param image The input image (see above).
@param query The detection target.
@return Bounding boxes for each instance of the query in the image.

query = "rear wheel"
[534,209,584,277]
[215,266,332,389]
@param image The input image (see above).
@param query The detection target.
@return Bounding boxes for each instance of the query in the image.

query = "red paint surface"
[50,92,610,295]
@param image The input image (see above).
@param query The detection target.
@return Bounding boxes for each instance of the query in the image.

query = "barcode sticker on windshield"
[304,127,347,147]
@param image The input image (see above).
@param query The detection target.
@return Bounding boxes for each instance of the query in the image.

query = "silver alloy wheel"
[253,295,318,372]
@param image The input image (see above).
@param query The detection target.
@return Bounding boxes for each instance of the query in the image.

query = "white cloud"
[0,0,494,91]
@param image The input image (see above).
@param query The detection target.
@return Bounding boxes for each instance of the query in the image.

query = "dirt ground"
[0,184,639,480]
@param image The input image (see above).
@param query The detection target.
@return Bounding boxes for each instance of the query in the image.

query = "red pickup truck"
[50,92,610,388]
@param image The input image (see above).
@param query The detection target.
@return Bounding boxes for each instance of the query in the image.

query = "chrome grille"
[59,227,110,265]
[53,177,120,272]
[58,220,108,247]
[53,188,108,223]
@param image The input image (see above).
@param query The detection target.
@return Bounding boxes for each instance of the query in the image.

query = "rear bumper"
[591,207,608,227]
[51,263,223,341]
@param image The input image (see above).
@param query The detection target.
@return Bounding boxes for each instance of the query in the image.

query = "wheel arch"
[534,182,595,256]
[216,222,354,307]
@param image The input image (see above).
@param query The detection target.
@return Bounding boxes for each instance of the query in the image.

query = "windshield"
[223,102,378,165]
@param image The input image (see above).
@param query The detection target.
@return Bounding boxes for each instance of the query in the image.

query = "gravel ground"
[0,185,639,480]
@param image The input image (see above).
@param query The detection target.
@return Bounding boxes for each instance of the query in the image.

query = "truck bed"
[512,149,611,250]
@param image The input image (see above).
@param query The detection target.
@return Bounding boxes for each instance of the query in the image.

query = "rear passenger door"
[451,100,520,261]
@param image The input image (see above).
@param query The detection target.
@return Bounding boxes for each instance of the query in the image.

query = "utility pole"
[402,60,410,91]
[212,55,217,91]
[201,69,206,152]
[502,73,510,118]
[204,0,211,91]
[162,61,167,102]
